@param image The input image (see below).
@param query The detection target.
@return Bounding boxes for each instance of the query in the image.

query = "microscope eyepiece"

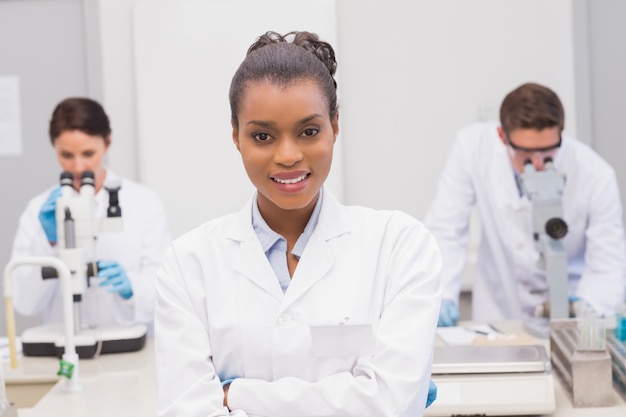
[81,171,95,188]
[543,156,555,170]
[60,171,74,187]
[545,217,568,239]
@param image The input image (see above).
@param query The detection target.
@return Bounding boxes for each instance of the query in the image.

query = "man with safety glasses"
[425,82,626,326]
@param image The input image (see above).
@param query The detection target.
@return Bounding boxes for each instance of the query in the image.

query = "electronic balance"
[425,344,556,416]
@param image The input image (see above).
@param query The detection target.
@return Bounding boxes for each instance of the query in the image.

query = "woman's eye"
[253,132,271,142]
[302,128,319,137]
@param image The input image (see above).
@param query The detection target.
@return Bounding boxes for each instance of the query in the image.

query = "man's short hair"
[499,82,564,134]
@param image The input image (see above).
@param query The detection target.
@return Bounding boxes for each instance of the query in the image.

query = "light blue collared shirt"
[251,190,323,293]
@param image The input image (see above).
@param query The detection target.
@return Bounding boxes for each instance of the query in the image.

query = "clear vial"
[615,303,626,342]
[576,301,606,351]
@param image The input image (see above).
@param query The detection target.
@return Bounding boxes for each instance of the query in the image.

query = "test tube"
[616,302,626,342]
[576,301,606,351]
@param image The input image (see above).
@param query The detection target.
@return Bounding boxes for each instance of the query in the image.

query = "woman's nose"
[274,138,302,166]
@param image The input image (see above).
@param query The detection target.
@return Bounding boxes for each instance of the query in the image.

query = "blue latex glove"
[426,379,437,408]
[437,299,459,327]
[97,260,133,299]
[569,295,594,317]
[38,186,62,244]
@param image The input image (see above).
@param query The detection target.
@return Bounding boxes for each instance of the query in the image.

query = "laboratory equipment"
[607,302,626,400]
[616,303,626,342]
[607,331,626,400]
[4,256,81,393]
[518,157,569,338]
[550,318,613,407]
[17,171,147,358]
[425,344,555,416]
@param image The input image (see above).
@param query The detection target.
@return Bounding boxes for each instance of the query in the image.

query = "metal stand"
[550,319,614,407]
[607,333,626,400]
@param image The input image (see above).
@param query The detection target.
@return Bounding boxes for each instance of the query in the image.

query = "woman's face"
[53,129,110,191]
[232,79,338,218]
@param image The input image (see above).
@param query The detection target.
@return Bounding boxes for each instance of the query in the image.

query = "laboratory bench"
[3,337,155,416]
[3,322,626,417]
[430,320,626,417]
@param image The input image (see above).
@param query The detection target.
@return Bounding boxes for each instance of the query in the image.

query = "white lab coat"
[155,189,442,417]
[425,121,626,321]
[10,170,171,326]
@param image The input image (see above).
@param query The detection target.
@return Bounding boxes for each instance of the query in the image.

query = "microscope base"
[20,323,147,358]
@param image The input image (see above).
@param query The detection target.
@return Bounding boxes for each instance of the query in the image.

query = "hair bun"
[248,31,337,78]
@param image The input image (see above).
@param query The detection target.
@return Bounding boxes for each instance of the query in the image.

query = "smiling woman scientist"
[154,31,442,417]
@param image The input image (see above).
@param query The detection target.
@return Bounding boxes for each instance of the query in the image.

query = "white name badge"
[309,323,375,357]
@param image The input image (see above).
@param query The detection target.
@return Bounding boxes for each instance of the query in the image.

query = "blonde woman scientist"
[155,31,442,417]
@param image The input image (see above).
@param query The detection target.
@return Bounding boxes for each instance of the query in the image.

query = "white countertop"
[3,322,626,416]
[4,338,155,417]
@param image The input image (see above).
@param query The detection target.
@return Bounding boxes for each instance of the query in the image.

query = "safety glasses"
[505,134,561,153]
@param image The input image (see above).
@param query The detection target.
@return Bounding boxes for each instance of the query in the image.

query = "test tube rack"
[606,333,626,400]
[549,319,614,407]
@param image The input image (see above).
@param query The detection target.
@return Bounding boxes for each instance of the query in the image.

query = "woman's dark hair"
[229,31,338,127]
[499,82,564,135]
[49,97,112,144]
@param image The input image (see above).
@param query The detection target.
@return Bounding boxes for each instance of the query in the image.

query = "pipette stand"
[550,319,613,407]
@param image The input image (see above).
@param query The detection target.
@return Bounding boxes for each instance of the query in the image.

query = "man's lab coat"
[425,121,626,321]
[155,189,442,417]
[10,170,171,325]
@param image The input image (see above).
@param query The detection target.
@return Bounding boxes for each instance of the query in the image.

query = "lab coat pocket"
[309,323,375,357]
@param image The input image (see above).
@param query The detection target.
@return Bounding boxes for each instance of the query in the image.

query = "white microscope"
[17,170,147,358]
[518,156,570,338]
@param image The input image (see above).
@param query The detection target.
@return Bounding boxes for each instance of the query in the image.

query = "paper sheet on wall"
[0,75,22,156]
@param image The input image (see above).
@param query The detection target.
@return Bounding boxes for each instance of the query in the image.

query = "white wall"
[0,0,95,336]
[132,0,342,238]
[337,0,578,218]
[587,1,626,225]
[98,0,579,241]
[98,0,140,181]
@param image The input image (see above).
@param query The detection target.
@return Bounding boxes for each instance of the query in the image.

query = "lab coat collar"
[229,187,351,307]
[102,168,121,187]
[228,187,349,243]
